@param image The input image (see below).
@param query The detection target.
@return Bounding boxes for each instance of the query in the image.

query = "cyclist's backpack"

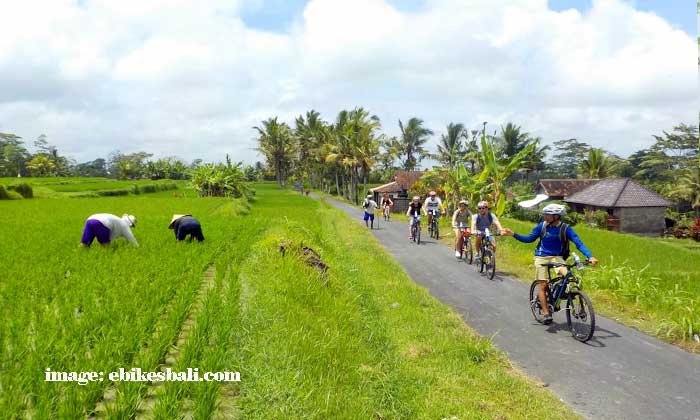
[362,199,369,209]
[538,222,570,259]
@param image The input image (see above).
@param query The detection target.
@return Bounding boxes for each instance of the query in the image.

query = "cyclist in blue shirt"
[502,204,598,324]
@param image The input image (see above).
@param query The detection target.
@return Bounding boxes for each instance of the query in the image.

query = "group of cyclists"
[362,191,599,325]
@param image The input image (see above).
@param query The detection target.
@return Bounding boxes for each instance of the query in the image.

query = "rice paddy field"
[0,182,577,419]
[0,177,184,198]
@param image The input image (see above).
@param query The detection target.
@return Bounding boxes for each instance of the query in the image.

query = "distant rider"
[451,200,472,258]
[471,201,504,260]
[362,194,379,229]
[406,195,424,240]
[423,191,445,230]
[501,204,598,324]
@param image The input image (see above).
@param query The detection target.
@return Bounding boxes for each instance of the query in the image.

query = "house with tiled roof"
[534,179,600,200]
[370,171,424,213]
[564,178,671,236]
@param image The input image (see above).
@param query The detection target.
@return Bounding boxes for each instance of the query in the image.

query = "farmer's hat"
[122,214,137,227]
[168,214,191,229]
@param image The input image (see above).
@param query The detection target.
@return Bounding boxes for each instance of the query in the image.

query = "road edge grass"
[229,190,579,419]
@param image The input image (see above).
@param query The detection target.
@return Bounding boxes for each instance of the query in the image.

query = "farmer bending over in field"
[169,214,205,242]
[80,213,138,247]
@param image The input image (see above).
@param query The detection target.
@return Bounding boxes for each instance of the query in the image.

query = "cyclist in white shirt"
[362,194,379,229]
[423,191,445,230]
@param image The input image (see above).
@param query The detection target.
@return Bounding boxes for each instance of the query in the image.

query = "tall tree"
[398,117,433,171]
[579,148,620,179]
[434,123,466,170]
[498,122,532,160]
[548,138,591,178]
[254,117,295,187]
[0,133,29,177]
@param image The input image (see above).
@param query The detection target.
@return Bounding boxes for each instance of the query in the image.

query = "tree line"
[254,108,699,214]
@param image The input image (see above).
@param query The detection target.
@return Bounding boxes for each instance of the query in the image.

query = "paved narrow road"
[322,196,700,420]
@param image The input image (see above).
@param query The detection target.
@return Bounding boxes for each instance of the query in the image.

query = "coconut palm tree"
[579,148,620,179]
[254,117,295,187]
[398,117,433,170]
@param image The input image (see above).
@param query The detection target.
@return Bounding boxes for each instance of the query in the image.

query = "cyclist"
[451,199,472,258]
[471,200,504,260]
[380,193,394,218]
[362,194,379,229]
[406,195,424,240]
[423,191,445,232]
[501,204,598,324]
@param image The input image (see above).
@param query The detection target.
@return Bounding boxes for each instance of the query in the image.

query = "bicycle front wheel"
[484,248,495,279]
[529,281,550,324]
[566,291,596,342]
[463,239,473,264]
[434,222,439,240]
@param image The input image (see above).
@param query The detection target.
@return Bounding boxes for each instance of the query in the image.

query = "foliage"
[398,117,433,171]
[255,117,295,187]
[547,138,591,179]
[583,209,608,229]
[7,182,33,198]
[190,158,250,198]
[0,185,8,200]
[579,148,621,178]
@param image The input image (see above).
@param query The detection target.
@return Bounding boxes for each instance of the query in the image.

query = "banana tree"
[478,134,537,216]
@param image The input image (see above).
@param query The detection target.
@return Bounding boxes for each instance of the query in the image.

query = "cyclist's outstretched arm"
[511,222,543,243]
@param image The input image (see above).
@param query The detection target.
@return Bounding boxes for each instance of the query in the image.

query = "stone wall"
[618,207,666,236]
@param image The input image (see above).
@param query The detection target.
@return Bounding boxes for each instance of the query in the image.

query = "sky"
[0,0,697,166]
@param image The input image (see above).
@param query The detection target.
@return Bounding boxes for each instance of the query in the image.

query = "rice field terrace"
[0,182,577,419]
[0,177,182,198]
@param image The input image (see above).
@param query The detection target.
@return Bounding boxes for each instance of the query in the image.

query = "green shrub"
[8,183,33,198]
[0,186,9,200]
[584,209,608,229]
[565,211,583,226]
[95,189,130,197]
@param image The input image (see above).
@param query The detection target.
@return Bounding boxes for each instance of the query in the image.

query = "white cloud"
[0,0,695,164]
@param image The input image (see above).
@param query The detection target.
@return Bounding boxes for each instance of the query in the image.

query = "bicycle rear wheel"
[529,281,551,324]
[566,291,596,342]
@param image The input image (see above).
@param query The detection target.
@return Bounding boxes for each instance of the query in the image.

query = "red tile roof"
[535,179,599,198]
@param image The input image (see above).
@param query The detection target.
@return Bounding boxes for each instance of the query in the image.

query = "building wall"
[618,207,666,236]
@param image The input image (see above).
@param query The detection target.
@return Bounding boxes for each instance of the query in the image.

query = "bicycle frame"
[545,264,584,309]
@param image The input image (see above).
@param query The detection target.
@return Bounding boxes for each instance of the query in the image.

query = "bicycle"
[410,215,421,245]
[383,204,391,222]
[428,210,440,240]
[455,222,473,264]
[475,228,497,279]
[529,253,596,342]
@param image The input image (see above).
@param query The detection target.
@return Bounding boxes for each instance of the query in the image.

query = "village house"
[563,178,671,236]
[370,171,424,213]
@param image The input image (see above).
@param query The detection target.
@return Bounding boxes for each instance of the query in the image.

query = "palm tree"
[579,148,620,179]
[254,117,295,187]
[499,122,532,160]
[399,117,433,170]
[434,123,466,170]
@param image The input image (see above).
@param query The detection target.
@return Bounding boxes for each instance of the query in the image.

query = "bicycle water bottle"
[573,253,584,270]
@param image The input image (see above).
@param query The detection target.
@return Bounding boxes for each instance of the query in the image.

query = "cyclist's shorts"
[534,256,566,280]
[363,211,375,221]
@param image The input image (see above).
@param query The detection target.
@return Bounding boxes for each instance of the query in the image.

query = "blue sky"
[243,0,696,36]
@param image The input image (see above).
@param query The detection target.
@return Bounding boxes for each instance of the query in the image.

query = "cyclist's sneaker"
[455,251,461,258]
[543,314,553,324]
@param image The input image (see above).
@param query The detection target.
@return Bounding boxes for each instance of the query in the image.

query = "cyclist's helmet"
[458,200,468,206]
[429,191,436,196]
[366,194,372,199]
[477,200,488,209]
[542,203,566,215]
[412,195,421,201]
